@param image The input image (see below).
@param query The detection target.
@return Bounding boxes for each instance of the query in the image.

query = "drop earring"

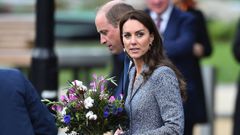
[149,43,152,50]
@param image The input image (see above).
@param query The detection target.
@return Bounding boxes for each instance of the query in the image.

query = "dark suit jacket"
[232,19,240,135]
[146,7,208,123]
[0,68,57,135]
[113,53,130,99]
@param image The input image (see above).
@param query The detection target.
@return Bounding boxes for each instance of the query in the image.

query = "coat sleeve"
[194,10,212,57]
[135,67,184,135]
[163,12,196,58]
[233,19,240,63]
[21,71,58,135]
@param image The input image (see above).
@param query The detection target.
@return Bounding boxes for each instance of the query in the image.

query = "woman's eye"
[123,34,131,39]
[136,32,144,37]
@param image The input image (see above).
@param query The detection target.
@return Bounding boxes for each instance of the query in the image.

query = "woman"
[115,10,186,135]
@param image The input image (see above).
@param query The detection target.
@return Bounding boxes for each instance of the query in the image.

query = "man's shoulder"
[0,68,22,77]
[172,7,195,20]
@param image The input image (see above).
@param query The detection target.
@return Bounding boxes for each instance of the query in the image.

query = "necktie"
[156,15,162,31]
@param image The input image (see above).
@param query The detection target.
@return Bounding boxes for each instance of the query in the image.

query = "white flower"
[84,97,94,109]
[72,80,83,87]
[72,80,87,91]
[89,114,97,120]
[86,111,97,120]
[61,107,67,116]
[82,85,87,91]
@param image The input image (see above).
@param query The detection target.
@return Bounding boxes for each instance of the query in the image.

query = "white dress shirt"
[150,4,173,34]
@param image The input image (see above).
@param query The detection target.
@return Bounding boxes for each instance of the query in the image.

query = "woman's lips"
[129,48,140,53]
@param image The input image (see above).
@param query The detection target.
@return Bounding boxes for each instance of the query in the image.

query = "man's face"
[146,0,169,14]
[95,13,123,54]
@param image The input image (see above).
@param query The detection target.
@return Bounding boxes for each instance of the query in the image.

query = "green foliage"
[201,41,239,83]
[208,20,237,42]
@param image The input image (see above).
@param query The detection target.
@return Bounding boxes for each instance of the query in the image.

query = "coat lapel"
[163,7,177,38]
[128,64,148,101]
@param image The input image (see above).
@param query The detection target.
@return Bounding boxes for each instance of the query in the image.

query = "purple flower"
[90,81,97,90]
[103,105,110,118]
[100,83,105,91]
[69,94,78,101]
[103,111,109,118]
[60,95,68,103]
[68,88,75,94]
[99,76,105,81]
[92,73,97,80]
[64,115,71,124]
[109,96,115,103]
[112,106,118,115]
[117,107,123,113]
[51,105,63,112]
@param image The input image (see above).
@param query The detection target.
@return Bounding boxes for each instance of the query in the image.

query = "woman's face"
[122,19,154,60]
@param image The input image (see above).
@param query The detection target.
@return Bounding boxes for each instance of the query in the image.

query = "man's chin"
[110,50,121,55]
[109,49,116,54]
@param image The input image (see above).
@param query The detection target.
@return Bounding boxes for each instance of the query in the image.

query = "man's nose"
[100,35,107,44]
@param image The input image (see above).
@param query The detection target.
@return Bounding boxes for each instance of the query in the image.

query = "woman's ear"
[150,33,154,43]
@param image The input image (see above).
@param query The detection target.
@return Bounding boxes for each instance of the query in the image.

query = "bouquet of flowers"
[42,74,128,135]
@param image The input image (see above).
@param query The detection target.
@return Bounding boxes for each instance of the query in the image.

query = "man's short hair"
[106,3,134,28]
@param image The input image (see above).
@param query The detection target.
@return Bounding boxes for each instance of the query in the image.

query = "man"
[0,68,57,135]
[145,0,208,135]
[95,1,134,98]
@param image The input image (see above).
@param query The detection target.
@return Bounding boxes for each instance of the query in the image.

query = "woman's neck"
[133,59,144,77]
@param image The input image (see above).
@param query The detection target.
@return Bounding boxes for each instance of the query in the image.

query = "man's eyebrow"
[98,30,107,34]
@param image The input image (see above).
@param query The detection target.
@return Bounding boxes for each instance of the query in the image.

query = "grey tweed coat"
[124,65,184,135]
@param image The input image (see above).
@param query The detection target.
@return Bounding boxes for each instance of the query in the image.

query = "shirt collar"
[161,3,173,23]
[150,3,174,33]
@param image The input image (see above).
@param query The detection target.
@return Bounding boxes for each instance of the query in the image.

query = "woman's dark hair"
[119,10,187,101]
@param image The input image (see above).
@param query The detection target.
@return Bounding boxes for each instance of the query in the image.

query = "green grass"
[201,41,239,83]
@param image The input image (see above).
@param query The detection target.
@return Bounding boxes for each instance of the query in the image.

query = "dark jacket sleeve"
[192,9,212,57]
[163,9,196,58]
[233,19,240,62]
[21,71,58,135]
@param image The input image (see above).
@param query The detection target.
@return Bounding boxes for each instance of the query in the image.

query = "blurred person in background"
[173,0,213,132]
[173,0,212,58]
[95,0,134,98]
[232,19,240,135]
[0,68,57,135]
[145,0,208,134]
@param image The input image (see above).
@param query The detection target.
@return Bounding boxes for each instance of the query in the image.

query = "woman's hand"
[114,128,124,135]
